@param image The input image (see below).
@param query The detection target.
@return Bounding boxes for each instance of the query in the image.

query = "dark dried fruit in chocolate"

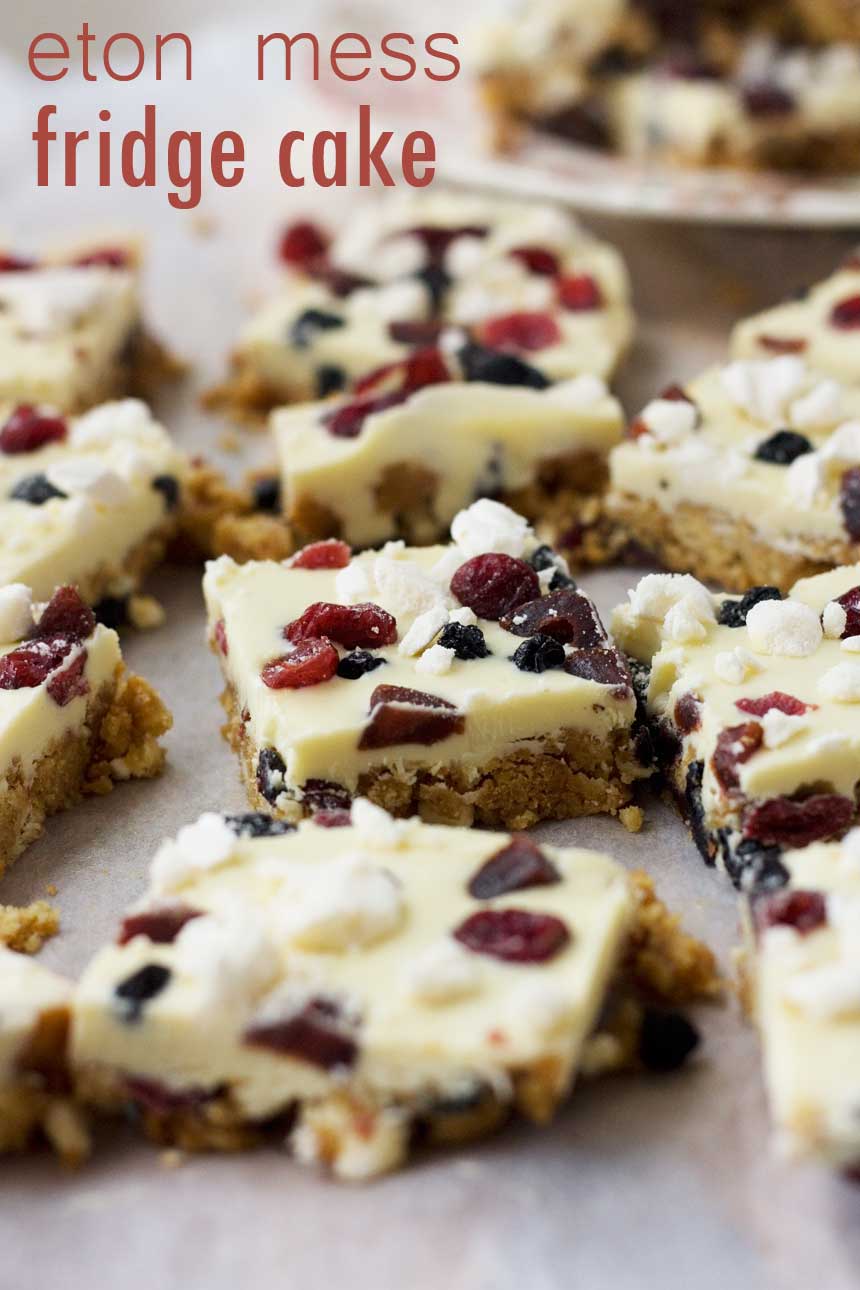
[831,294,860,330]
[289,307,345,349]
[835,584,860,638]
[558,273,603,311]
[302,779,352,812]
[742,83,795,117]
[743,794,854,848]
[564,647,631,694]
[0,637,73,691]
[500,588,606,647]
[468,835,560,899]
[225,813,296,839]
[257,748,287,804]
[251,475,281,513]
[757,335,808,355]
[313,808,352,828]
[262,639,339,689]
[359,684,464,750]
[34,586,96,642]
[454,908,570,963]
[712,722,763,794]
[509,245,560,277]
[285,602,397,650]
[674,692,701,734]
[717,586,782,629]
[684,759,714,864]
[316,365,347,397]
[152,474,180,511]
[718,833,789,893]
[115,964,172,1022]
[0,405,67,454]
[0,254,36,271]
[388,319,445,346]
[118,905,203,946]
[355,346,450,397]
[438,622,490,660]
[290,539,351,570]
[754,430,813,465]
[9,472,67,505]
[336,649,386,679]
[47,649,89,706]
[213,618,228,656]
[735,691,812,718]
[639,1009,700,1072]
[451,554,540,621]
[754,889,827,936]
[511,633,566,672]
[244,997,357,1070]
[278,220,329,268]
[478,311,562,353]
[841,467,860,541]
[457,341,550,390]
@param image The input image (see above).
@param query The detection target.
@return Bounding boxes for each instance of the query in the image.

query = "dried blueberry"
[684,759,714,864]
[457,342,550,390]
[94,596,129,630]
[302,778,352,811]
[717,585,782,628]
[252,475,281,513]
[289,307,345,349]
[529,544,577,590]
[225,812,296,838]
[717,833,789,894]
[9,473,66,505]
[245,996,358,1070]
[414,262,450,311]
[639,1009,700,1073]
[437,622,490,660]
[257,747,287,804]
[511,633,566,673]
[336,649,386,679]
[115,964,171,1023]
[316,365,347,397]
[152,474,180,512]
[754,430,813,466]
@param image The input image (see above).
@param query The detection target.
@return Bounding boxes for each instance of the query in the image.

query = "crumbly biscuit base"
[72,520,177,609]
[202,356,312,426]
[61,328,183,416]
[0,901,59,954]
[219,681,645,831]
[1,1007,89,1164]
[608,492,859,593]
[0,666,171,878]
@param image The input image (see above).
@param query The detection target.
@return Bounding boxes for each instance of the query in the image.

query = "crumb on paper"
[0,900,60,953]
[218,430,242,454]
[620,805,644,834]
[160,1148,186,1169]
[626,870,723,1005]
[128,594,166,631]
[190,213,218,239]
[46,884,58,897]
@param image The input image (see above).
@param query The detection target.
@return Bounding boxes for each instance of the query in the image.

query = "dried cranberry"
[289,539,352,570]
[278,220,329,268]
[500,588,606,647]
[261,639,339,689]
[213,619,228,656]
[257,748,286,804]
[388,319,445,345]
[437,622,489,660]
[456,341,550,389]
[840,467,860,540]
[0,636,73,690]
[831,295,860,330]
[225,813,295,838]
[508,245,560,277]
[33,586,96,642]
[712,722,763,793]
[302,779,352,811]
[324,391,404,438]
[284,602,397,650]
[717,586,782,629]
[354,346,449,397]
[118,905,203,946]
[744,794,854,848]
[403,224,488,263]
[563,648,632,694]
[742,83,795,117]
[660,382,696,404]
[115,964,171,1022]
[0,254,36,271]
[451,554,540,621]
[754,430,813,466]
[359,684,464,750]
[639,1010,700,1073]
[756,335,808,355]
[0,405,67,454]
[558,273,603,311]
[313,808,352,828]
[735,692,812,718]
[478,311,562,353]
[75,247,129,268]
[310,264,371,298]
[835,585,860,637]
[754,889,827,936]
[468,836,560,899]
[244,997,357,1070]
[674,692,702,733]
[124,1076,213,1114]
[454,908,570,963]
[47,650,89,706]
[511,633,565,672]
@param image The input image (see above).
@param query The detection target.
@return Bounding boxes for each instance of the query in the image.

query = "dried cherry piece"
[115,964,172,1022]
[639,1010,700,1073]
[0,636,73,690]
[744,794,854,848]
[75,246,129,268]
[478,311,562,353]
[278,220,329,268]
[302,779,352,811]
[754,430,813,465]
[753,889,827,936]
[261,639,339,690]
[756,335,808,355]
[742,83,795,117]
[563,647,632,695]
[674,692,702,734]
[468,835,560,899]
[284,602,397,650]
[289,539,352,570]
[717,586,782,629]
[500,588,607,647]
[835,584,860,638]
[359,685,464,750]
[558,273,603,311]
[0,254,36,271]
[324,391,404,438]
[354,346,450,397]
[451,554,540,621]
[46,649,89,706]
[403,224,488,263]
[118,905,203,946]
[509,245,560,277]
[454,908,570,963]
[831,294,860,330]
[213,619,228,656]
[388,319,445,346]
[0,405,67,454]
[313,808,352,828]
[257,748,286,804]
[712,722,763,794]
[33,586,96,642]
[244,997,358,1070]
[840,467,860,540]
[735,692,812,718]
